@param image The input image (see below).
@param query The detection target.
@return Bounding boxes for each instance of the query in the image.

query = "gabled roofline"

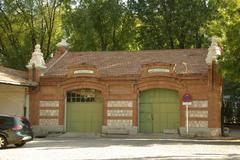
[0,66,38,87]
[68,48,208,54]
[45,51,68,73]
[0,81,38,87]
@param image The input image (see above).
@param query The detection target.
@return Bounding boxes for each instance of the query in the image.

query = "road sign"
[182,93,192,102]
[182,93,192,105]
[182,93,192,136]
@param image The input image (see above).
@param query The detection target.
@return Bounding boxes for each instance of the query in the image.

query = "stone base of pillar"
[102,126,138,135]
[179,127,221,137]
[32,125,64,137]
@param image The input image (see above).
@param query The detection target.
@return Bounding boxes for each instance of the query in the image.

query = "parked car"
[0,115,33,148]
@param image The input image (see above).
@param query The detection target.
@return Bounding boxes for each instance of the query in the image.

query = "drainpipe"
[137,92,140,133]
[64,93,67,132]
[23,87,27,117]
[23,87,30,118]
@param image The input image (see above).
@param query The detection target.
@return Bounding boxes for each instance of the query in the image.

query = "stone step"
[163,129,178,134]
[104,128,129,135]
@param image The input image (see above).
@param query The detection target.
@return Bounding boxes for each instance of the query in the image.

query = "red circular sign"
[182,93,192,102]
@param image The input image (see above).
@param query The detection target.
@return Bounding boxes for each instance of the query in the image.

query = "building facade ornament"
[56,39,69,49]
[205,36,221,65]
[26,44,46,69]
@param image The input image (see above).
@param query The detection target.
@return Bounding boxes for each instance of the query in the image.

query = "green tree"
[63,0,137,51]
[0,0,240,83]
[203,0,240,81]
[128,0,217,49]
[0,0,63,69]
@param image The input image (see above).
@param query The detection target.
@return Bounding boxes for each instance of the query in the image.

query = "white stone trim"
[192,100,208,108]
[107,110,132,117]
[189,111,208,118]
[40,109,59,116]
[189,121,208,128]
[39,118,58,126]
[108,100,133,108]
[40,101,59,107]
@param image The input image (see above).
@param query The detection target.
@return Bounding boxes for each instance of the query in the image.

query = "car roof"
[0,114,24,118]
[0,115,30,121]
[0,114,13,117]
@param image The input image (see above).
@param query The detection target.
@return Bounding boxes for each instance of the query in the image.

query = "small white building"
[0,66,37,118]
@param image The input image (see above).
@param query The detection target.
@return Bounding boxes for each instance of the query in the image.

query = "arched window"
[67,89,102,103]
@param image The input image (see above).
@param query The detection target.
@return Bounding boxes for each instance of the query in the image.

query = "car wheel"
[0,136,7,148]
[15,142,26,147]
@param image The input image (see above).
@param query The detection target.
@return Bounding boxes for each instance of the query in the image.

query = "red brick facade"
[29,49,222,136]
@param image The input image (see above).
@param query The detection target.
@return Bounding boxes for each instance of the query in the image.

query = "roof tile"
[44,49,208,77]
[0,66,37,86]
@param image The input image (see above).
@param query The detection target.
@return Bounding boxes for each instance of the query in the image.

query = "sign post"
[182,93,192,135]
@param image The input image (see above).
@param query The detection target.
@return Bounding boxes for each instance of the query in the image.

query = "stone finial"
[56,39,69,55]
[26,44,46,69]
[56,39,69,49]
[205,36,221,65]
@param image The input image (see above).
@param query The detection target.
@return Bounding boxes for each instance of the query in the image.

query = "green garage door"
[139,88,180,133]
[66,89,103,133]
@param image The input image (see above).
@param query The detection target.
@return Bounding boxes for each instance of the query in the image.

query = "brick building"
[28,37,222,137]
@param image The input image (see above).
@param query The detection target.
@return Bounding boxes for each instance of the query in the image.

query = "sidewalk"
[47,132,240,141]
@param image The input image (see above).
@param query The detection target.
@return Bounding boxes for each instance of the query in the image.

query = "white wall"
[0,84,26,116]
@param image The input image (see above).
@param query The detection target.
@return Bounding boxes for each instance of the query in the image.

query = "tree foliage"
[63,0,137,51]
[212,0,240,82]
[0,0,239,84]
[0,0,63,69]
[128,0,218,49]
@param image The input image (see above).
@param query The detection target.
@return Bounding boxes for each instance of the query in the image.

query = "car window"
[15,117,31,127]
[21,118,30,126]
[0,116,14,128]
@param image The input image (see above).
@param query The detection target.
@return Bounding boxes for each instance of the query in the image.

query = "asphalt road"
[1,137,240,160]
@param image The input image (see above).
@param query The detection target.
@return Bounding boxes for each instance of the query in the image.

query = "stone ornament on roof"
[26,44,46,69]
[205,36,221,65]
[56,39,69,49]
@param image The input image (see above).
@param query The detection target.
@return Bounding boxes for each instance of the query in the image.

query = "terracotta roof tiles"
[0,66,37,86]
[44,49,208,77]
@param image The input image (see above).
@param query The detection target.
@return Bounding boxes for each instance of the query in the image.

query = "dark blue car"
[0,115,33,148]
